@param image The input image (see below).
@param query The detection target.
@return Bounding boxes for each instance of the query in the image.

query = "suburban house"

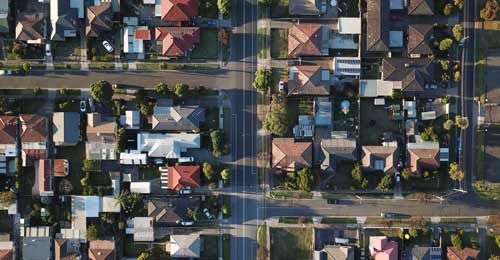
[288,65,331,96]
[271,138,312,171]
[0,115,18,158]
[33,159,54,196]
[408,24,433,58]
[0,240,13,260]
[366,0,389,52]
[288,0,325,16]
[123,17,150,56]
[361,144,399,173]
[54,238,79,260]
[135,132,200,159]
[170,234,201,259]
[86,3,113,37]
[408,0,434,15]
[0,0,9,33]
[168,165,201,190]
[159,0,198,23]
[49,0,84,41]
[88,240,115,260]
[85,113,117,160]
[315,245,354,260]
[407,141,440,175]
[16,13,47,44]
[53,159,69,177]
[20,115,48,166]
[53,112,81,146]
[155,27,200,57]
[447,247,480,260]
[152,100,205,131]
[381,58,435,93]
[411,246,442,260]
[288,23,329,57]
[320,135,357,171]
[369,236,398,260]
[126,217,154,242]
[21,226,52,260]
[147,197,200,225]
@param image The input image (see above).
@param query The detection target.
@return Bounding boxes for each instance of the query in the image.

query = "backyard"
[123,236,149,257]
[200,235,219,259]
[56,142,85,195]
[270,227,312,260]
[360,99,401,145]
[271,28,288,59]
[191,29,219,59]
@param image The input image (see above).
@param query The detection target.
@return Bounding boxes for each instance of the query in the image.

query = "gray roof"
[50,0,79,41]
[381,58,434,92]
[323,245,355,260]
[22,237,51,260]
[411,246,442,260]
[289,0,321,15]
[321,137,357,171]
[408,0,434,15]
[147,198,200,225]
[152,105,205,131]
[16,13,47,42]
[366,0,390,52]
[170,234,200,258]
[53,112,80,146]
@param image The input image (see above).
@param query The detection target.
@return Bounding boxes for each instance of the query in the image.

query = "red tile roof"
[20,115,47,143]
[168,165,201,190]
[447,247,480,260]
[0,249,12,260]
[288,23,323,57]
[161,0,198,22]
[23,149,46,167]
[135,28,151,40]
[407,147,440,174]
[88,240,115,260]
[0,116,17,145]
[155,27,200,56]
[53,159,68,177]
[272,138,312,171]
[36,159,51,193]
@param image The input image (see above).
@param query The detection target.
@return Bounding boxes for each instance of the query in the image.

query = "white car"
[178,157,194,163]
[45,44,51,56]
[181,221,194,226]
[179,187,192,195]
[0,70,12,75]
[79,101,86,112]
[153,159,164,165]
[102,40,114,53]
[278,81,285,92]
[203,208,213,219]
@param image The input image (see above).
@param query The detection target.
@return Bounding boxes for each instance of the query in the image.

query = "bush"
[452,24,464,41]
[90,80,113,103]
[454,0,464,9]
[453,71,461,82]
[217,0,231,15]
[220,168,231,184]
[481,0,499,20]
[210,130,224,157]
[296,168,313,192]
[263,93,288,136]
[115,127,126,153]
[420,127,438,142]
[86,225,100,241]
[154,83,170,96]
[203,162,216,180]
[253,69,273,93]
[376,174,393,191]
[439,38,454,51]
[401,168,411,180]
[174,83,189,99]
[443,119,455,130]
[451,232,463,249]
[0,191,16,205]
[449,162,465,181]
[443,3,454,15]
[33,87,42,95]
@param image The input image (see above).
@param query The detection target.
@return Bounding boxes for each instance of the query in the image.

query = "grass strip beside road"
[222,234,231,260]
[278,217,313,224]
[473,181,500,200]
[136,62,220,71]
[474,127,485,180]
[440,217,477,224]
[257,28,268,59]
[321,217,357,224]
[268,190,312,199]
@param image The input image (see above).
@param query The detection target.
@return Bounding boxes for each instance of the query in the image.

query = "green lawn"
[257,223,267,247]
[222,234,231,260]
[52,38,81,59]
[258,28,268,59]
[0,211,12,232]
[89,62,115,70]
[278,217,312,224]
[359,99,401,145]
[191,29,219,59]
[202,106,219,131]
[270,227,312,260]
[201,235,219,258]
[56,143,85,195]
[271,28,288,59]
[123,235,149,257]
[54,63,82,70]
[20,99,47,114]
[139,166,160,180]
[268,190,312,199]
[473,181,500,200]
[440,218,477,224]
[321,217,357,224]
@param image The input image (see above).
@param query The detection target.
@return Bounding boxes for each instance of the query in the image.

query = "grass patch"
[89,62,115,70]
[223,107,231,142]
[56,143,85,195]
[270,227,312,260]
[191,29,219,59]
[201,235,219,258]
[123,235,149,257]
[257,223,267,247]
[20,99,47,114]
[278,216,313,224]
[136,63,159,70]
[321,217,357,224]
[475,127,485,180]
[139,166,160,180]
[222,234,231,260]
[268,190,312,199]
[258,28,268,59]
[473,181,500,200]
[440,217,477,224]
[271,28,288,59]
[136,62,220,70]
[271,0,289,18]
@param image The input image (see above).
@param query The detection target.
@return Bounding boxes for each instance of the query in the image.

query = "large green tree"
[296,168,313,192]
[90,80,113,103]
[253,69,273,93]
[449,162,465,181]
[174,83,189,99]
[481,0,499,20]
[376,175,393,191]
[263,93,288,136]
[217,0,231,14]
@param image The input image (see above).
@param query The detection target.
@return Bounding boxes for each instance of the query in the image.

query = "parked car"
[181,221,194,226]
[153,159,164,165]
[0,70,13,76]
[326,199,338,204]
[203,208,213,219]
[102,40,114,53]
[178,157,194,163]
[45,44,51,56]
[278,81,286,92]
[80,101,87,112]
[179,187,192,195]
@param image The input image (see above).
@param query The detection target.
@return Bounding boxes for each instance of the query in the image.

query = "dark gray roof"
[366,0,390,52]
[408,24,433,55]
[320,138,357,171]
[86,3,112,37]
[16,13,47,42]
[411,246,442,260]
[408,0,434,15]
[147,198,200,225]
[152,105,205,131]
[289,0,321,15]
[381,58,434,92]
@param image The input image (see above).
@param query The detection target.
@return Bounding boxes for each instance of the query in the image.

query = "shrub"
[0,191,16,205]
[443,3,454,15]
[174,83,189,99]
[439,38,454,51]
[253,69,273,93]
[451,232,463,249]
[452,24,464,41]
[217,0,231,15]
[376,174,393,191]
[481,0,499,20]
[296,168,313,192]
[203,162,216,180]
[86,225,100,241]
[444,119,454,130]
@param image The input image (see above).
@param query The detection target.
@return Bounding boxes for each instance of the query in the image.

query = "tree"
[452,24,464,41]
[187,207,199,221]
[443,119,455,131]
[220,168,231,184]
[80,176,89,186]
[454,0,464,9]
[263,93,288,136]
[22,63,31,73]
[82,160,94,172]
[174,83,189,99]
[455,115,469,129]
[154,83,170,96]
[253,69,273,93]
[495,234,500,248]
[481,0,499,20]
[351,164,363,182]
[409,228,419,238]
[138,247,168,260]
[451,232,463,249]
[115,127,126,153]
[203,162,216,180]
[296,168,313,192]
[443,3,454,15]
[258,0,272,5]
[454,70,461,82]
[439,38,454,51]
[90,80,113,103]
[420,127,438,142]
[116,190,143,214]
[449,162,465,181]
[86,225,100,241]
[0,191,16,205]
[138,101,155,115]
[221,201,231,216]
[376,175,393,191]
[210,130,224,157]
[401,168,411,180]
[490,256,500,260]
[217,0,231,15]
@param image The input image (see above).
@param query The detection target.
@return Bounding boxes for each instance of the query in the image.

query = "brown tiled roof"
[447,247,480,260]
[155,27,200,56]
[168,165,201,190]
[408,0,434,15]
[408,24,433,55]
[272,138,312,171]
[89,240,115,260]
[22,149,46,167]
[407,147,440,174]
[55,239,78,260]
[86,113,116,143]
[361,145,399,173]
[288,65,331,96]
[20,115,47,143]
[381,58,434,92]
[288,24,324,57]
[36,159,51,193]
[366,0,390,52]
[15,13,46,42]
[0,116,17,145]
[0,249,12,260]
[161,0,199,22]
[53,159,68,177]
[86,3,113,37]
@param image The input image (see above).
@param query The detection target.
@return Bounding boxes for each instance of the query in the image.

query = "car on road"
[203,208,213,219]
[181,221,194,226]
[278,81,286,92]
[80,101,86,112]
[102,40,114,53]
[381,212,396,218]
[326,199,338,204]
[0,70,13,76]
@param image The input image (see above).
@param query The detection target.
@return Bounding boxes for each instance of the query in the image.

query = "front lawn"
[271,0,289,18]
[139,166,160,180]
[20,99,48,114]
[321,217,357,224]
[123,235,150,257]
[270,227,312,260]
[271,28,288,59]
[258,28,268,59]
[191,29,219,59]
[359,99,401,145]
[201,235,219,258]
[56,142,85,195]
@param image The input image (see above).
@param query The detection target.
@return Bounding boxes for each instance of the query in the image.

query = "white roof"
[85,196,100,217]
[170,234,201,258]
[102,196,121,213]
[374,98,385,105]
[360,80,395,97]
[0,241,13,250]
[137,132,200,159]
[133,217,154,242]
[337,18,361,34]
[143,0,156,3]
[421,111,436,120]
[120,151,147,165]
[130,182,151,194]
[123,26,144,53]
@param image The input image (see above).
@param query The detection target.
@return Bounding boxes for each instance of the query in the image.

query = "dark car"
[327,199,339,204]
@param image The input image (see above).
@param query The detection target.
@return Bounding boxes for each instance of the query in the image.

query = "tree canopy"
[376,174,393,191]
[217,0,231,15]
[253,69,273,93]
[449,162,465,181]
[481,0,499,20]
[296,168,313,192]
[439,38,454,51]
[90,80,113,103]
[264,93,289,136]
